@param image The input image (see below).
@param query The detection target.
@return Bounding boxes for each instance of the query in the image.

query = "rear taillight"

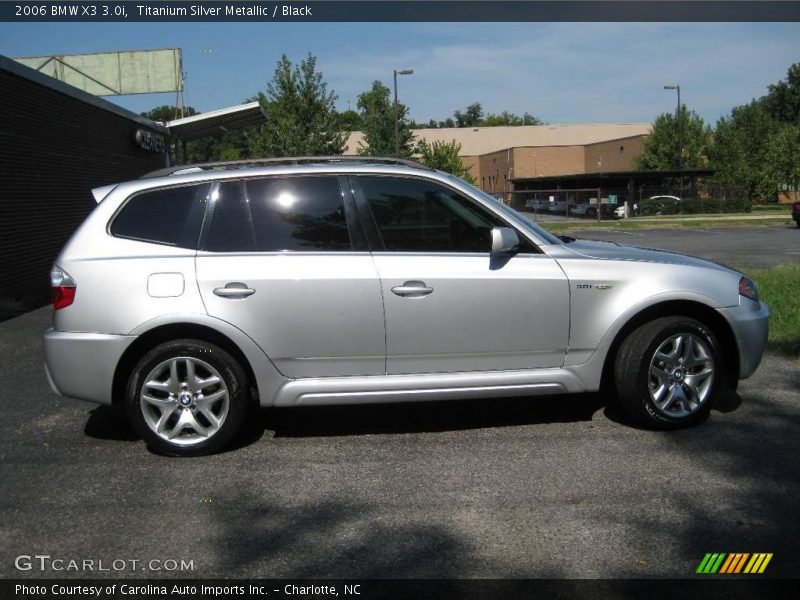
[51,265,76,310]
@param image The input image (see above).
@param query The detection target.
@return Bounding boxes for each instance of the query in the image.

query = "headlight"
[739,276,758,302]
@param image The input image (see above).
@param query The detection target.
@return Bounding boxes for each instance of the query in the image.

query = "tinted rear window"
[204,176,351,252]
[111,184,209,248]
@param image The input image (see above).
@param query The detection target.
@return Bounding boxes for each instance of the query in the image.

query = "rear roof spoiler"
[91,184,117,204]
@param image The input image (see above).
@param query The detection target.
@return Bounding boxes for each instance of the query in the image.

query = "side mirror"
[491,227,520,253]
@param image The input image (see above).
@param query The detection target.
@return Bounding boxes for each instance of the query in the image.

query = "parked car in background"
[792,201,800,228]
[548,199,577,213]
[524,198,550,211]
[44,157,769,456]
[571,203,598,218]
[613,203,638,219]
[639,195,682,216]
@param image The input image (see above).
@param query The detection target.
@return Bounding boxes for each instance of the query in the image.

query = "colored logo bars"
[696,553,773,574]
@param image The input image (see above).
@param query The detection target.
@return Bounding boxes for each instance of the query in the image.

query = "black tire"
[125,339,249,456]
[614,316,722,429]
[795,220,799,228]
[586,207,597,218]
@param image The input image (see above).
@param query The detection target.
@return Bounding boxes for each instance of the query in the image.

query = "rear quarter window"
[110,184,210,248]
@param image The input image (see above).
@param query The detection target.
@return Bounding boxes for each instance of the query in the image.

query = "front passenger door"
[351,175,570,375]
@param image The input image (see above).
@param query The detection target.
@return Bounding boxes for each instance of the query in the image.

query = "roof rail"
[140,155,433,179]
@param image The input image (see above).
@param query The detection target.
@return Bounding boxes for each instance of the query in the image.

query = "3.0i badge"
[576,283,614,290]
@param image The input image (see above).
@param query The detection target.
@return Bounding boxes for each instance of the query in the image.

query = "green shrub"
[639,196,681,216]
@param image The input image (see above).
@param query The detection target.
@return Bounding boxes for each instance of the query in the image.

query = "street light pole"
[597,157,603,221]
[664,84,681,196]
[393,69,413,157]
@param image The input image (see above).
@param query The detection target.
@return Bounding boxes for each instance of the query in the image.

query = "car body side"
[44,164,768,409]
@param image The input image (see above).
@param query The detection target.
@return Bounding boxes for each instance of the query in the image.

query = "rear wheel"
[586,207,597,218]
[614,317,721,429]
[125,340,248,456]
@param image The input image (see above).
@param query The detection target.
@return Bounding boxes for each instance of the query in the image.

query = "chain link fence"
[506,184,754,219]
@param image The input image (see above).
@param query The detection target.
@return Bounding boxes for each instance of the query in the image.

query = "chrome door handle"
[391,281,434,298]
[213,283,255,298]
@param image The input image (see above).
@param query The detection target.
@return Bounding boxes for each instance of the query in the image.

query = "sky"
[1,21,798,126]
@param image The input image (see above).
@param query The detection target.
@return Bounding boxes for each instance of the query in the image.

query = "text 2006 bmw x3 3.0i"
[44,157,769,456]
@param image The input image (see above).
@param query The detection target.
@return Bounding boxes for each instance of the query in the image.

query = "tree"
[761,63,800,123]
[635,105,710,171]
[141,105,198,122]
[709,102,777,200]
[707,63,800,202]
[335,109,362,132]
[480,111,543,127]
[356,80,415,157]
[416,139,475,184]
[249,53,346,157]
[454,102,484,127]
[763,123,800,199]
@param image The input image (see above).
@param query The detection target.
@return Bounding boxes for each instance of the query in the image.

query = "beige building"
[345,123,651,194]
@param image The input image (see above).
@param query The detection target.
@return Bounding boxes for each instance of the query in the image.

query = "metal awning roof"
[165,101,267,141]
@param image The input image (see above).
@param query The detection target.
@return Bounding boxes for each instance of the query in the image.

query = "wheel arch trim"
[113,314,288,405]
[567,293,740,391]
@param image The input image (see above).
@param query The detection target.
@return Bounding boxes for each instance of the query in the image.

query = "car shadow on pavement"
[83,404,139,441]
[81,388,747,449]
[260,393,606,438]
[81,393,607,452]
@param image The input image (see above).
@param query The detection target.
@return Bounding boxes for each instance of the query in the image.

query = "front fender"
[564,291,724,390]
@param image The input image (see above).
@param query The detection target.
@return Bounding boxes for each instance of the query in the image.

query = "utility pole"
[664,84,681,196]
[393,69,413,157]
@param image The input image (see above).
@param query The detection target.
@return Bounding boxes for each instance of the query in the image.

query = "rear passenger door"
[195,175,385,378]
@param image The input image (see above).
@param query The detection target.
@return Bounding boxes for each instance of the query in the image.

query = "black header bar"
[3,1,800,23]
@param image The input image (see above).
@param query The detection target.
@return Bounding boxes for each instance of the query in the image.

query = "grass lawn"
[542,215,791,234]
[740,263,800,357]
[751,204,795,214]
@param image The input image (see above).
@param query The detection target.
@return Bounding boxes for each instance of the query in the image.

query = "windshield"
[444,173,563,245]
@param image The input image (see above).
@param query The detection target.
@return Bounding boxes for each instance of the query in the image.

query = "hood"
[562,239,733,272]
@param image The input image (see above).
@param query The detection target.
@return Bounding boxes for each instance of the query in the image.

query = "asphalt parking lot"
[1,227,798,580]
[571,224,800,270]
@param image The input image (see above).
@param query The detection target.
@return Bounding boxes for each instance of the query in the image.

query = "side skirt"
[269,368,587,407]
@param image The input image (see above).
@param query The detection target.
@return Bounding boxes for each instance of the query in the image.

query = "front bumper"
[717,298,770,379]
[43,328,137,405]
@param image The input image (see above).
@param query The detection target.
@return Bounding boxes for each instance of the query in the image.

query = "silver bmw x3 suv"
[44,157,769,455]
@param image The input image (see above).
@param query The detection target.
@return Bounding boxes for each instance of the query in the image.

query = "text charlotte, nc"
[137,4,312,17]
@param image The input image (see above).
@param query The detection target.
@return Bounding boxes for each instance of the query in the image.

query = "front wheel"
[125,340,249,456]
[614,317,722,429]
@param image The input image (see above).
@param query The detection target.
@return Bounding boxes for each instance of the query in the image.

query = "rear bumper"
[43,328,137,405]
[717,298,770,380]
